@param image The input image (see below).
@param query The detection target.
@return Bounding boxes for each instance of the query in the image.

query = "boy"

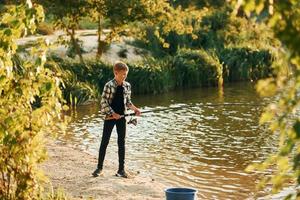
[92,61,141,178]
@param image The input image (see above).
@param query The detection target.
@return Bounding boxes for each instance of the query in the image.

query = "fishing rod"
[104,106,187,121]
[104,102,267,123]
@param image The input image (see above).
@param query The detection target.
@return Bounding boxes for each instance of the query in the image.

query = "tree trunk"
[67,28,84,63]
[96,13,104,59]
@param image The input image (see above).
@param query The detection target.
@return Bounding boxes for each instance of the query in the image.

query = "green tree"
[87,0,106,58]
[87,0,196,58]
[42,0,195,59]
[231,0,300,198]
[0,1,66,199]
[41,0,89,63]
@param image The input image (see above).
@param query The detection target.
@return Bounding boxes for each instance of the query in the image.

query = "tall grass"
[220,48,273,82]
[171,48,222,88]
[53,50,223,102]
[45,56,99,106]
[127,58,173,94]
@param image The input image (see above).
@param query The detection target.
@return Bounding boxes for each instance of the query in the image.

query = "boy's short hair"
[114,61,128,72]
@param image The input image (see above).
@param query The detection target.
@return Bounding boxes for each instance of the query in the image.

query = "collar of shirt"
[112,78,121,87]
[112,78,130,88]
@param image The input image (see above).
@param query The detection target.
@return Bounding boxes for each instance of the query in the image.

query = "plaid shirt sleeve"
[100,83,114,116]
[125,82,133,108]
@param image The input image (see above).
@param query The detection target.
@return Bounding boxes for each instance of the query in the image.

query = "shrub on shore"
[37,22,55,35]
[52,44,272,105]
[171,48,222,88]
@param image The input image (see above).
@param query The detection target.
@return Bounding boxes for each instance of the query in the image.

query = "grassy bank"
[50,44,274,105]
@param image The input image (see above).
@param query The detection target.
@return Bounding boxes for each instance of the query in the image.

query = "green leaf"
[0,75,6,85]
[4,28,12,36]
[293,120,300,138]
[4,117,13,126]
[259,112,274,124]
[255,1,265,14]
[35,57,42,66]
[279,139,294,156]
[40,82,52,94]
[293,154,300,170]
[62,105,69,111]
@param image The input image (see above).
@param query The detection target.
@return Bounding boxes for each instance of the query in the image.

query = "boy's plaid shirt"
[100,79,133,116]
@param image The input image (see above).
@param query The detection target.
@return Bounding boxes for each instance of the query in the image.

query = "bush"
[127,58,173,94]
[0,5,65,197]
[57,58,172,95]
[78,17,110,30]
[171,48,222,88]
[78,17,98,30]
[50,44,272,104]
[220,47,273,82]
[37,22,55,35]
[45,58,100,106]
[200,8,230,32]
[129,26,168,58]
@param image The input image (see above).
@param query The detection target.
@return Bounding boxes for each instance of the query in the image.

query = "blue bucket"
[165,187,197,200]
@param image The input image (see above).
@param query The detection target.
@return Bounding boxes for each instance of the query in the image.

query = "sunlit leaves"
[0,1,67,199]
[88,0,197,57]
[293,120,300,139]
[230,0,300,198]
[256,78,277,97]
[259,109,275,124]
[41,0,199,59]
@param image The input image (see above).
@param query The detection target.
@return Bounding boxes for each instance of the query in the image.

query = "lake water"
[60,82,277,199]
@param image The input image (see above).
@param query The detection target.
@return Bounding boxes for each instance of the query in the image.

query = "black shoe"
[115,170,129,178]
[92,168,103,177]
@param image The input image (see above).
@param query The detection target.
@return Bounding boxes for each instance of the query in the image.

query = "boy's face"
[114,70,128,84]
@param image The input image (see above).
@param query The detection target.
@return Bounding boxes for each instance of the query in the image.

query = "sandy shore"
[17,30,145,64]
[41,140,169,200]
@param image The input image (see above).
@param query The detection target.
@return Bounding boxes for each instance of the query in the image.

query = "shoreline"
[41,140,169,200]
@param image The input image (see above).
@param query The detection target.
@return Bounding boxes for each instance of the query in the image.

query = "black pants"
[97,118,126,171]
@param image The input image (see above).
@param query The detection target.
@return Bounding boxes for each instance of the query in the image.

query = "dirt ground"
[41,140,169,200]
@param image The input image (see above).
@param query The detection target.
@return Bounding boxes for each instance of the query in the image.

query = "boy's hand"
[112,112,121,120]
[128,104,141,116]
[134,108,141,116]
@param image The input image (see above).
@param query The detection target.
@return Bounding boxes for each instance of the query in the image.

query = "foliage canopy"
[0,1,66,199]
[231,0,300,198]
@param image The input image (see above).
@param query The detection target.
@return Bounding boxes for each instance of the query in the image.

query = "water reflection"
[60,83,276,199]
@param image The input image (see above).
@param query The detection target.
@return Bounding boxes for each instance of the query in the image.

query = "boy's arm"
[126,83,141,116]
[128,104,141,116]
[100,84,114,116]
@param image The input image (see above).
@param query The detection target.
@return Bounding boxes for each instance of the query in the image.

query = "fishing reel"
[127,117,138,126]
